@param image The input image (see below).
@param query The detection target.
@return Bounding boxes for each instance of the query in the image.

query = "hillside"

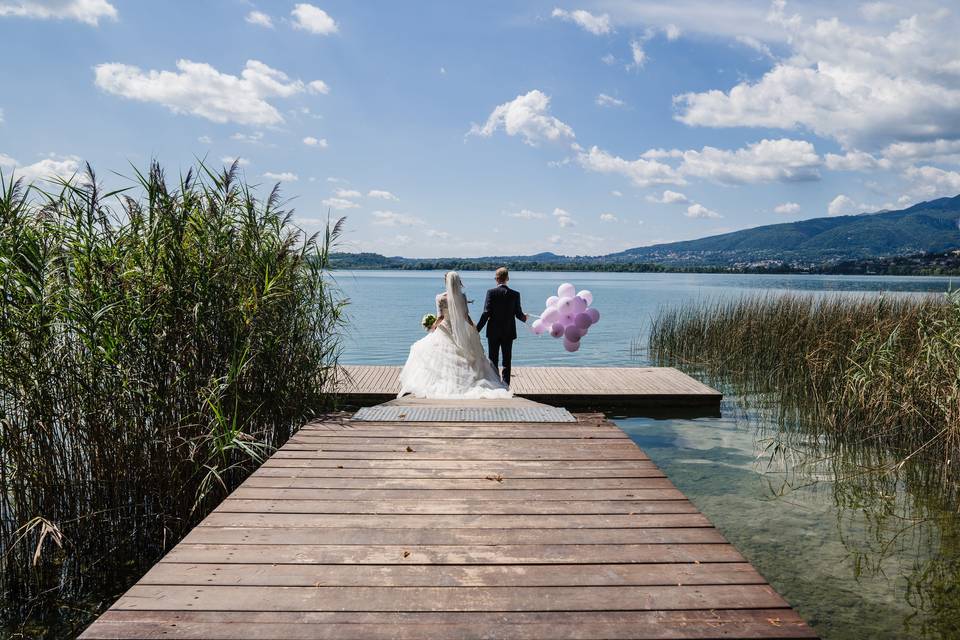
[331,195,960,271]
[604,195,960,267]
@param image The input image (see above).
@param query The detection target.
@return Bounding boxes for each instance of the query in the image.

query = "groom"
[476,267,527,386]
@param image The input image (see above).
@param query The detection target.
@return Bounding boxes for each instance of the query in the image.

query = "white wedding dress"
[398,272,511,399]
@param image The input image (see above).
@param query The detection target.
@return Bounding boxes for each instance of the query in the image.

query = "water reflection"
[618,383,960,639]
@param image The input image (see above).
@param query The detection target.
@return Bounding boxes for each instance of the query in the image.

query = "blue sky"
[2,0,960,257]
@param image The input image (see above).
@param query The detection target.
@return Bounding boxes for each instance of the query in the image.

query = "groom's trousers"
[488,337,513,385]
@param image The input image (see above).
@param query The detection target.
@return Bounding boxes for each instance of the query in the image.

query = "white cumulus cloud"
[627,40,647,70]
[883,139,960,164]
[303,136,328,148]
[827,194,860,216]
[551,8,612,35]
[94,59,325,126]
[0,153,81,182]
[576,145,684,188]
[595,93,625,108]
[372,210,424,227]
[674,5,960,151]
[824,150,890,171]
[323,197,359,210]
[291,3,337,35]
[553,207,575,227]
[774,202,800,214]
[646,189,689,204]
[686,203,722,219]
[508,208,546,220]
[263,171,298,182]
[245,10,272,28]
[599,213,619,222]
[334,188,361,199]
[676,138,821,184]
[902,165,960,202]
[367,189,398,200]
[307,80,330,95]
[469,90,575,146]
[0,0,117,25]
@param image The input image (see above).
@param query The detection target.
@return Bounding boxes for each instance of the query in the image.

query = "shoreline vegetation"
[329,250,960,276]
[0,162,345,637]
[647,293,960,636]
[648,293,960,501]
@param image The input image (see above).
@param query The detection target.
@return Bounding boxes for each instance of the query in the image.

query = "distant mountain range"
[331,194,960,272]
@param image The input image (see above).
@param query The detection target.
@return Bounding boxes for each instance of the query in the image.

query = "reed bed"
[0,161,345,635]
[648,293,960,496]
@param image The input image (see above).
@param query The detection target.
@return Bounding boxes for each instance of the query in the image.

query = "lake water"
[338,270,959,640]
[336,270,954,367]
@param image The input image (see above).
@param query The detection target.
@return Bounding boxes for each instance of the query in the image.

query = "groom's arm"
[476,290,491,332]
[514,291,527,322]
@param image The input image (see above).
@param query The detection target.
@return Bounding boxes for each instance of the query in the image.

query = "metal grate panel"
[352,406,576,423]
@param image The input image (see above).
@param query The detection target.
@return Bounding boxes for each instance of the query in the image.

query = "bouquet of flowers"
[421,313,437,331]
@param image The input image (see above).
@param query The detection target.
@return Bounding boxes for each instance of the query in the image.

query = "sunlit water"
[339,270,959,640]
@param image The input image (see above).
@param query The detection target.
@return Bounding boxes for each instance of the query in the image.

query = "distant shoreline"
[330,251,960,277]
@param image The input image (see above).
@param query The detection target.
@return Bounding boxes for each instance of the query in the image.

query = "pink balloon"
[577,290,593,306]
[550,322,565,338]
[586,307,600,324]
[562,313,576,326]
[557,296,574,314]
[563,338,581,352]
[564,324,583,342]
[531,319,545,335]
[572,296,587,314]
[542,308,560,325]
[558,283,576,299]
[574,312,592,330]
[545,295,559,308]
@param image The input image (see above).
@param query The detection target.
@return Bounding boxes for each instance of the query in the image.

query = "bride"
[398,272,511,399]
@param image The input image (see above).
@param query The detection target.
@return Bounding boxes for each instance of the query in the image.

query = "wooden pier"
[81,401,815,639]
[338,365,723,408]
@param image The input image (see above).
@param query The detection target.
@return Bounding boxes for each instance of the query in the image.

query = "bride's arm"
[431,312,444,331]
[462,293,476,327]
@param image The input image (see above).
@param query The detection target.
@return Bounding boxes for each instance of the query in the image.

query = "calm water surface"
[339,270,959,640]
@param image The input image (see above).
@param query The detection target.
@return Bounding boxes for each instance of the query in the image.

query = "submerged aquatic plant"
[0,161,346,635]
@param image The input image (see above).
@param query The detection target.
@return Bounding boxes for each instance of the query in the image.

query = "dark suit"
[476,284,525,384]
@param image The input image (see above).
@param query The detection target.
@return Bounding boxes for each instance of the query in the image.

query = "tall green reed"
[0,161,346,635]
[648,292,959,497]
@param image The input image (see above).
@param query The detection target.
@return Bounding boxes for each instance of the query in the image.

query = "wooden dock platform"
[81,406,814,639]
[338,365,722,408]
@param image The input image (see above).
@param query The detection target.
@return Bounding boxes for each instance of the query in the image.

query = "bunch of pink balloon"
[529,282,600,352]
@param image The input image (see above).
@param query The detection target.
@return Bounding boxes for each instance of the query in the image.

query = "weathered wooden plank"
[270,449,650,461]
[229,487,686,502]
[114,584,791,612]
[294,428,629,439]
[290,433,629,443]
[259,459,659,471]
[163,543,745,565]
[180,526,727,546]
[140,562,760,587]
[199,512,714,529]
[213,499,694,515]
[253,465,666,478]
[81,609,818,640]
[240,477,674,489]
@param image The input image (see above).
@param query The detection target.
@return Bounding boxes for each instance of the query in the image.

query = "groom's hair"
[495,267,509,283]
